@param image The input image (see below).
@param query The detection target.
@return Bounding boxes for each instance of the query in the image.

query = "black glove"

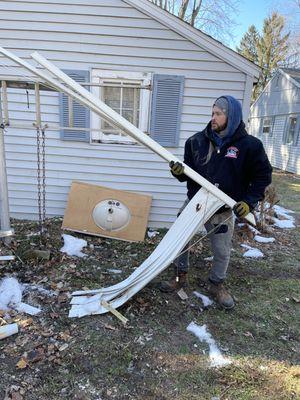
[169,161,184,176]
[233,201,250,218]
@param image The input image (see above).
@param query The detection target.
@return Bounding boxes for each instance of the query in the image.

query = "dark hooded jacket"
[176,96,272,210]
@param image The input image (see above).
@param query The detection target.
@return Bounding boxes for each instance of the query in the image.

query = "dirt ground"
[0,170,299,400]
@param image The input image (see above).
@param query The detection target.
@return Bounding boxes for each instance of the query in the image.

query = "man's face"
[211,106,227,132]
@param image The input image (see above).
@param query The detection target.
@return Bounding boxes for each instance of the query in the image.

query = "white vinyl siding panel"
[0,0,249,227]
[249,71,300,175]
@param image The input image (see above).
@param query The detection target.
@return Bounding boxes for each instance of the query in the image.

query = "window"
[284,115,299,145]
[262,117,274,135]
[91,70,151,144]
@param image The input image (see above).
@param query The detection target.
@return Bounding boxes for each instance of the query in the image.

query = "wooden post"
[1,80,9,125]
[68,96,73,127]
[34,83,41,127]
[0,85,12,244]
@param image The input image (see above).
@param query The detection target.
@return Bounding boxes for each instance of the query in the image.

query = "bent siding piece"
[69,188,223,317]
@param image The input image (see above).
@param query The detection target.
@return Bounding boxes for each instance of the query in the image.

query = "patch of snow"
[240,244,264,258]
[60,234,87,257]
[0,277,22,310]
[147,230,160,238]
[272,218,295,229]
[193,291,213,307]
[238,223,260,235]
[187,322,231,368]
[0,277,42,315]
[254,235,275,243]
[264,204,296,229]
[241,244,251,249]
[273,204,295,219]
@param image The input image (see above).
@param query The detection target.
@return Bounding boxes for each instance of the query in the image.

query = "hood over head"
[211,95,243,148]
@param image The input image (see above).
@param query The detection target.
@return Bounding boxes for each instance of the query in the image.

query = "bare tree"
[178,0,189,20]
[149,0,239,45]
[191,0,202,26]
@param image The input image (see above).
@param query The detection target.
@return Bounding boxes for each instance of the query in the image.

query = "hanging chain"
[41,126,46,227]
[36,125,42,232]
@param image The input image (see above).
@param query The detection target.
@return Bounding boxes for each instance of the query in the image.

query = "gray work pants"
[174,199,234,283]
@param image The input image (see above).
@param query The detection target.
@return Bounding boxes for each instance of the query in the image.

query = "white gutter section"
[30,51,255,226]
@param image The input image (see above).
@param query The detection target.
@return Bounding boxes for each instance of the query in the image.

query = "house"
[0,0,260,228]
[248,68,300,175]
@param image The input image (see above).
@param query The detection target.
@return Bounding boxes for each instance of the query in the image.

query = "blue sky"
[230,0,272,49]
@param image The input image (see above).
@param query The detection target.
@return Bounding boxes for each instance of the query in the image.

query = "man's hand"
[170,161,184,176]
[233,201,250,218]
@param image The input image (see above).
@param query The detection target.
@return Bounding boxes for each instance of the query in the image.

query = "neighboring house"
[249,68,300,175]
[0,0,260,228]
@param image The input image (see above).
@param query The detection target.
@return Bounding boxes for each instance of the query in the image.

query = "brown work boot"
[207,281,234,309]
[159,272,187,293]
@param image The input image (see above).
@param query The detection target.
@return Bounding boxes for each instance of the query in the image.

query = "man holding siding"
[160,95,272,310]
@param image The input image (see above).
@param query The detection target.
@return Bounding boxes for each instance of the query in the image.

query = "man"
[160,95,272,309]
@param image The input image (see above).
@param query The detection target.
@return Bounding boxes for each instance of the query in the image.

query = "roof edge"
[124,0,261,78]
[279,68,300,89]
[250,68,300,110]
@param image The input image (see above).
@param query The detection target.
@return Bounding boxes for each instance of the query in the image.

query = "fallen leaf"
[40,330,54,337]
[27,347,45,363]
[59,331,71,341]
[11,391,23,400]
[16,358,29,369]
[57,294,68,303]
[104,323,117,331]
[243,331,254,339]
[18,318,33,328]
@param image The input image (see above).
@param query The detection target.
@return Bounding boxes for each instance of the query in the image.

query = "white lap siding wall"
[249,70,300,175]
[0,0,250,227]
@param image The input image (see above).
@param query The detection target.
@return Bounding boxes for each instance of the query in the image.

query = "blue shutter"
[59,70,90,142]
[150,74,184,147]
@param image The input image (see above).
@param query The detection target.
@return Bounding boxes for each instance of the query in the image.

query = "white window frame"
[262,117,274,135]
[284,114,299,146]
[91,70,151,145]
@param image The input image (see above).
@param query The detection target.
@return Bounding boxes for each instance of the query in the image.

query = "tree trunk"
[190,0,202,26]
[179,0,189,20]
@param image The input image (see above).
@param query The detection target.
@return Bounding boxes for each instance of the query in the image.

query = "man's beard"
[213,122,227,133]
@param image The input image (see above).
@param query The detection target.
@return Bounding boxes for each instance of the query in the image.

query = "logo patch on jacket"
[225,146,239,159]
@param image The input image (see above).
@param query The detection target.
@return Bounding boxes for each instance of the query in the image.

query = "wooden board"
[62,181,152,242]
